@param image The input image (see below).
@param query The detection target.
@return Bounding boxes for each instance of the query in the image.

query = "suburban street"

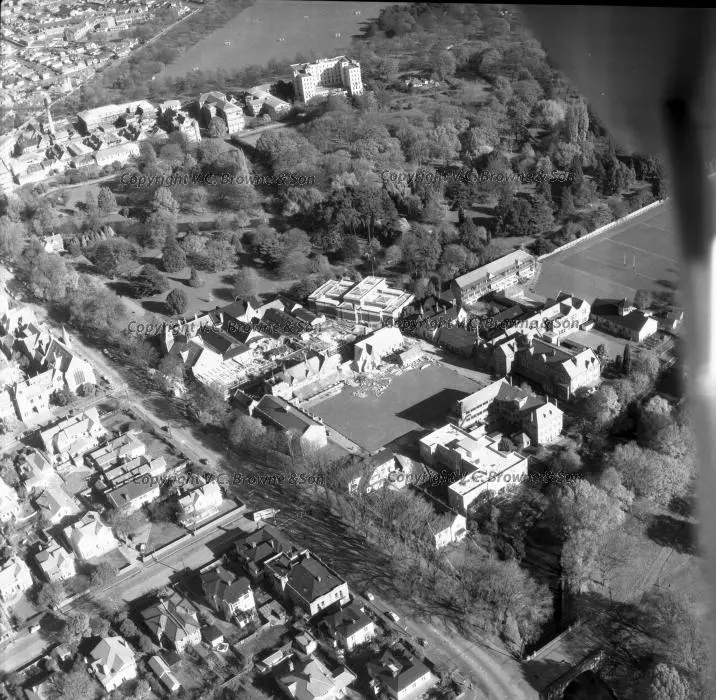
[1,270,538,697]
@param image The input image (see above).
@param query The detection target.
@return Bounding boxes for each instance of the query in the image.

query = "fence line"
[538,199,665,261]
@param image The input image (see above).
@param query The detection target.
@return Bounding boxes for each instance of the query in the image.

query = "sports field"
[312,363,486,452]
[534,201,680,302]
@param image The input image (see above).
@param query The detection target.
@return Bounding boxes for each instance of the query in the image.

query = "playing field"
[312,363,486,452]
[534,201,680,301]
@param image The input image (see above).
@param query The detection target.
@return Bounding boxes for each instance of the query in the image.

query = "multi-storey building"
[419,424,529,514]
[452,378,564,445]
[451,250,538,307]
[308,277,414,328]
[141,594,201,652]
[291,56,363,104]
[77,100,155,132]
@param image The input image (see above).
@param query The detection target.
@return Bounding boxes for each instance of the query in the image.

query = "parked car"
[386,611,400,623]
[365,591,375,602]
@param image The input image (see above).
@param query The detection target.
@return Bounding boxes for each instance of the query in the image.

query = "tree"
[633,289,653,311]
[166,287,188,315]
[622,344,632,374]
[279,250,310,279]
[92,239,137,277]
[90,561,118,589]
[633,349,660,379]
[188,265,204,288]
[97,186,117,215]
[50,386,73,407]
[37,581,65,609]
[341,235,361,264]
[132,264,169,297]
[227,414,266,448]
[434,50,457,81]
[585,385,621,429]
[203,238,235,271]
[401,224,442,276]
[53,666,95,700]
[162,239,187,273]
[208,116,228,139]
[233,268,259,300]
[648,663,690,700]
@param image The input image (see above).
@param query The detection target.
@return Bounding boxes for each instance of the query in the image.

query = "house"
[178,480,222,524]
[42,335,97,393]
[250,395,327,452]
[590,298,659,343]
[353,326,404,372]
[322,601,376,651]
[39,407,108,465]
[432,513,468,549]
[12,370,61,423]
[419,424,529,515]
[293,630,319,656]
[200,565,255,622]
[235,524,304,579]
[265,552,350,617]
[452,378,564,445]
[63,511,118,561]
[451,250,538,307]
[343,449,413,494]
[85,431,146,471]
[276,656,356,700]
[0,556,34,603]
[0,479,21,523]
[20,450,57,493]
[308,277,414,328]
[659,308,683,333]
[492,334,600,400]
[141,594,201,652]
[367,650,437,700]
[35,538,76,582]
[398,295,465,342]
[202,624,224,649]
[87,637,137,692]
[148,655,181,692]
[106,477,160,513]
[35,487,77,525]
[42,234,64,253]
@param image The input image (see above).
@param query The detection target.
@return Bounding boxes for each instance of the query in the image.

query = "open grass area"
[312,362,487,452]
[164,0,398,79]
[534,201,680,302]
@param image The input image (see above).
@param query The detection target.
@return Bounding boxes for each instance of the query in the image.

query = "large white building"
[308,277,414,328]
[0,556,33,603]
[63,511,118,561]
[353,326,404,372]
[451,250,538,307]
[419,424,529,514]
[291,56,363,104]
[77,100,155,132]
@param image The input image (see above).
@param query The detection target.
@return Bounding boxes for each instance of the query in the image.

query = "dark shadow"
[107,279,137,298]
[141,300,169,315]
[646,514,698,554]
[563,671,616,699]
[396,388,471,428]
[655,279,677,290]
[211,286,235,303]
[73,261,96,275]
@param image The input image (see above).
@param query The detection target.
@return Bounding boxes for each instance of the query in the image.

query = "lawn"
[534,201,680,302]
[312,363,487,452]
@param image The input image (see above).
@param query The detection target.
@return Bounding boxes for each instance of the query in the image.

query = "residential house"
[85,431,146,471]
[42,336,97,392]
[141,594,201,652]
[265,551,350,618]
[250,395,328,452]
[235,524,304,579]
[353,326,404,372]
[0,479,21,523]
[87,637,137,692]
[452,378,564,445]
[106,477,160,513]
[590,298,659,343]
[63,511,118,561]
[276,656,356,700]
[148,655,181,692]
[367,649,437,700]
[39,407,108,465]
[42,234,64,253]
[0,556,34,603]
[493,334,600,400]
[200,565,255,622]
[432,513,468,550]
[309,276,414,328]
[322,601,376,651]
[343,449,413,494]
[178,480,222,524]
[419,424,529,514]
[20,450,57,493]
[450,250,538,307]
[35,487,76,525]
[12,370,61,423]
[35,538,76,582]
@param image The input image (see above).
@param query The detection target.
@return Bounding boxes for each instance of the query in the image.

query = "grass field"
[534,201,680,303]
[164,0,399,79]
[312,363,487,452]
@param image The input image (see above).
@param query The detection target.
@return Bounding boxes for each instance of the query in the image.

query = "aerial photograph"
[0,2,714,700]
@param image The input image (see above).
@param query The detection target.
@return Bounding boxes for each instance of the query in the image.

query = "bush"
[166,288,189,315]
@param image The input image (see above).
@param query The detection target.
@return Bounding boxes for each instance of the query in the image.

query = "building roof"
[371,650,434,695]
[277,656,355,700]
[236,524,301,570]
[89,636,135,677]
[254,395,322,436]
[141,595,200,648]
[323,601,373,639]
[201,565,251,606]
[286,555,345,603]
[453,250,536,290]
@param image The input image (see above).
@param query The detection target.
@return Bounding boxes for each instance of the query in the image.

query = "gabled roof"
[201,565,251,606]
[323,601,373,638]
[89,636,135,676]
[141,595,200,647]
[287,556,344,603]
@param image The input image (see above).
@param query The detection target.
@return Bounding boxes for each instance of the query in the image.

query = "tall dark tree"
[623,344,632,375]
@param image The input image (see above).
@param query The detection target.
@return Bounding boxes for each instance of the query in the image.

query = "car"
[418,638,428,647]
[364,591,375,602]
[29,624,40,633]
[386,611,400,623]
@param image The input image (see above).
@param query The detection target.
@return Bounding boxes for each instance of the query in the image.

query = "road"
[4,282,538,697]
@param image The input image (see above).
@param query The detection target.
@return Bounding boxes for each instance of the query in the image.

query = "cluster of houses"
[1,0,190,120]
[0,295,96,427]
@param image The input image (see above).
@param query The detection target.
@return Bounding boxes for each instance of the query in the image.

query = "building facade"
[291,56,363,104]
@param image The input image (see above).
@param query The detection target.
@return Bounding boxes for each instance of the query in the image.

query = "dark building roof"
[235,524,300,571]
[323,601,373,638]
[287,556,345,603]
[201,565,251,607]
[253,395,322,435]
